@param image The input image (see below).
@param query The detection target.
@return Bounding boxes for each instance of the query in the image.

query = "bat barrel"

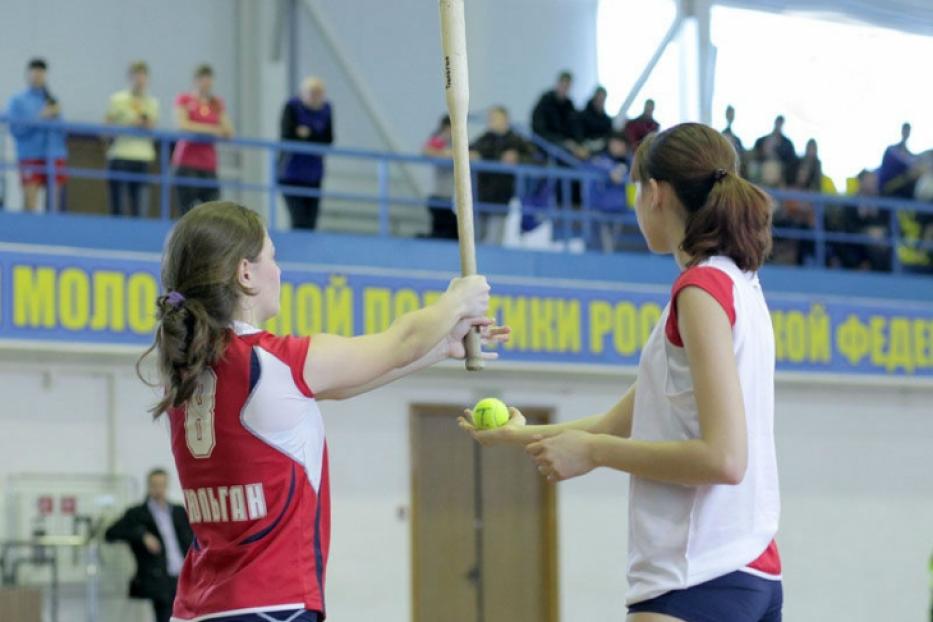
[439,0,484,371]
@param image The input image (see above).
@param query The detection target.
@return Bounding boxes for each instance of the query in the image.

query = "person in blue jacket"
[589,131,632,252]
[278,77,334,230]
[6,58,68,212]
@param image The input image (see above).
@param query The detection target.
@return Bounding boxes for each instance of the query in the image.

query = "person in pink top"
[421,115,456,239]
[172,64,234,215]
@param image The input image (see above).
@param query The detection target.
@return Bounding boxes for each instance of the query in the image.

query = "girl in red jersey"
[462,123,782,622]
[140,201,506,622]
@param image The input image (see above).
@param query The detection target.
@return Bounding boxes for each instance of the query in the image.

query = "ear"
[237,257,252,289]
[646,178,662,211]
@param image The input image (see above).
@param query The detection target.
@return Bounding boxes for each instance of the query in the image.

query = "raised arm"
[319,318,509,401]
[306,276,490,400]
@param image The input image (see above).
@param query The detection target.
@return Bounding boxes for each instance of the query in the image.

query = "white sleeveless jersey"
[627,255,781,605]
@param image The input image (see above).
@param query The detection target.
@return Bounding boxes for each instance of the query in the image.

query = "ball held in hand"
[471,397,509,430]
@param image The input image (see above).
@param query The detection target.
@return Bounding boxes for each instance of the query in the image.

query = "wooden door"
[411,405,557,622]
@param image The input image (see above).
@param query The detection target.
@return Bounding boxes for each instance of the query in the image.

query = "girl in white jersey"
[462,123,781,622]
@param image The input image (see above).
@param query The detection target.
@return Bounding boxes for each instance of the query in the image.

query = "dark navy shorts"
[200,610,321,622]
[628,571,782,621]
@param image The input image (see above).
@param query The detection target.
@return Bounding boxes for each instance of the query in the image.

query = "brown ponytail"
[138,201,265,418]
[632,122,772,271]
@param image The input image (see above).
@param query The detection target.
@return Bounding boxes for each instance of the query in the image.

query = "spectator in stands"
[278,76,334,231]
[105,61,158,217]
[470,105,537,244]
[781,138,823,264]
[756,146,799,265]
[172,64,234,215]
[879,122,918,199]
[914,150,933,203]
[900,147,933,272]
[588,130,630,252]
[879,124,931,272]
[580,86,613,152]
[105,468,192,622]
[826,169,890,271]
[897,211,933,273]
[6,58,67,212]
[794,139,822,191]
[531,71,587,159]
[721,105,744,155]
[422,115,457,239]
[753,115,797,186]
[622,99,659,149]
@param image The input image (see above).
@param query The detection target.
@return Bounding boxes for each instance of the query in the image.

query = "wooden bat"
[439,0,484,372]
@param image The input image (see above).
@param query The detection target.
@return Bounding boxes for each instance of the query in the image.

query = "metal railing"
[0,116,603,236]
[1,116,932,273]
[766,187,933,273]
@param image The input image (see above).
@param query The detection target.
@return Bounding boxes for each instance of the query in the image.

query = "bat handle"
[464,327,484,371]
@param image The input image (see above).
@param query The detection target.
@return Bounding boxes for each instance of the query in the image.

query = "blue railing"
[0,116,604,237]
[1,116,932,273]
[765,187,933,273]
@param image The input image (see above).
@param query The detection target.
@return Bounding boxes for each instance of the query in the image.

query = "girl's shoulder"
[672,257,740,298]
[666,261,738,347]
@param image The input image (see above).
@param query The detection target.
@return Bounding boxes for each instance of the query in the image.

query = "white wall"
[297,0,600,153]
[1,0,600,152]
[1,0,601,225]
[288,0,601,229]
[0,0,238,128]
[1,348,931,622]
[0,0,241,214]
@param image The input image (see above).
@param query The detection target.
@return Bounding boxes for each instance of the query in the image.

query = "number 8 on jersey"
[185,370,217,459]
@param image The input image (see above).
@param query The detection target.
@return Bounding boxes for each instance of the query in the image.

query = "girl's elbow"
[718,462,746,485]
[716,453,747,485]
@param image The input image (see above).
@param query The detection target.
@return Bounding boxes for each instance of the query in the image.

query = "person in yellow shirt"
[105,61,159,217]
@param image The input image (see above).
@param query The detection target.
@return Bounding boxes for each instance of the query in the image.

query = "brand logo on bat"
[445,56,452,89]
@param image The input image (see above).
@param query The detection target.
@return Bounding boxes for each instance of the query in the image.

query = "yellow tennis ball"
[472,397,510,430]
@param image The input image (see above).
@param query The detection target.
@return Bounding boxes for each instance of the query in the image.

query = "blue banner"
[1,245,932,377]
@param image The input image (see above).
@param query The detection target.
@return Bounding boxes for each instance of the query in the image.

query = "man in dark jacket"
[753,115,798,186]
[531,71,587,159]
[106,468,192,622]
[470,106,537,243]
[279,76,335,230]
[580,86,613,151]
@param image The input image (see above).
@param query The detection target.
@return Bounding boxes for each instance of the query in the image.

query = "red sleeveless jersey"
[168,322,330,620]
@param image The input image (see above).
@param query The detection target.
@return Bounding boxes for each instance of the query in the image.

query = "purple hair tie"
[713,168,728,182]
[166,291,186,308]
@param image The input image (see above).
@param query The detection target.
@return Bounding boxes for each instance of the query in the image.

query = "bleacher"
[2,116,932,274]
